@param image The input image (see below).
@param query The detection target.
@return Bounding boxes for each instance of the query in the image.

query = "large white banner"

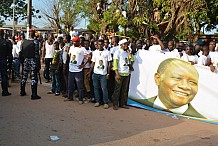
[129,50,218,120]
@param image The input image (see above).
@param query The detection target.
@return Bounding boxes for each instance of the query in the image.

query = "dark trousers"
[45,58,52,81]
[51,69,60,93]
[112,75,130,106]
[107,70,115,100]
[62,64,68,94]
[67,71,84,101]
[0,59,9,93]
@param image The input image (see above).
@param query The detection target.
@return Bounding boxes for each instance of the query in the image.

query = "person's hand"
[78,64,85,69]
[210,64,215,72]
[106,74,110,79]
[86,71,91,78]
[115,74,121,81]
[150,35,158,39]
[42,58,45,64]
[189,61,195,65]
[126,49,131,54]
[55,70,59,74]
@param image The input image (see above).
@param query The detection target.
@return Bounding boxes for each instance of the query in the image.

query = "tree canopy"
[76,0,218,40]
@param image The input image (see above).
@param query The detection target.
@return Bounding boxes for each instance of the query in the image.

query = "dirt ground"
[1,78,218,146]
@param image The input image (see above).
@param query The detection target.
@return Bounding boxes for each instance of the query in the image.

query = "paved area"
[1,78,218,146]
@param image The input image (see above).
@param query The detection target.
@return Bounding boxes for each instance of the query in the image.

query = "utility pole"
[12,0,15,36]
[27,0,32,39]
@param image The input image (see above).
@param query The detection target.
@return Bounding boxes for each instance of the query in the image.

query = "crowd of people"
[0,27,218,110]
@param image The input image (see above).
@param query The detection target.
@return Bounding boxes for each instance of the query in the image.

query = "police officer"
[20,29,41,100]
[0,29,12,96]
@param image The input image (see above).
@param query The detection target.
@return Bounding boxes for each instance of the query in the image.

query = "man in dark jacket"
[0,29,12,96]
[20,29,41,100]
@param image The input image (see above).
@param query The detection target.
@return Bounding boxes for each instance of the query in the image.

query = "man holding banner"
[134,58,205,118]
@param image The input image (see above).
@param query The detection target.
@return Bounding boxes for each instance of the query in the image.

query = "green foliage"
[117,17,128,28]
[77,0,218,39]
[87,19,101,33]
[125,29,140,40]
[59,0,81,30]
[0,0,40,23]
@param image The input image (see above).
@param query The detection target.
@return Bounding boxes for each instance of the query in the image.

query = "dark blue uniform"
[20,38,41,100]
[0,34,12,96]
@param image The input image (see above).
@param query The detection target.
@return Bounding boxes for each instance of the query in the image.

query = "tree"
[40,0,83,33]
[0,0,40,26]
[82,0,217,40]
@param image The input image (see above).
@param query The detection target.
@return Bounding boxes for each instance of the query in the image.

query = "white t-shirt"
[113,49,130,74]
[62,43,71,64]
[149,45,162,52]
[197,55,209,66]
[92,49,112,75]
[45,41,54,58]
[209,52,218,66]
[110,45,120,55]
[165,48,180,58]
[83,49,92,69]
[181,54,198,64]
[68,46,88,72]
[12,44,19,58]
[16,40,23,53]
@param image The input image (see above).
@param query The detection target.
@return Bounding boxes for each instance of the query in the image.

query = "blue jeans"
[92,73,109,104]
[12,58,20,77]
[67,71,84,101]
[51,69,60,93]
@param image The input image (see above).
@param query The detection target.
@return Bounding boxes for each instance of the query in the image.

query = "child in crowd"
[48,42,61,96]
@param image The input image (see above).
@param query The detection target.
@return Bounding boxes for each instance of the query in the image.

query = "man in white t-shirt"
[180,45,198,65]
[65,36,88,104]
[60,34,71,97]
[87,39,112,109]
[112,39,134,110]
[83,39,92,102]
[149,35,165,52]
[110,36,120,57]
[42,34,54,83]
[197,46,210,66]
[108,36,120,99]
[208,41,218,73]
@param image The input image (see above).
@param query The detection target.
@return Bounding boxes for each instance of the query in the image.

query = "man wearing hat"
[65,36,88,104]
[0,29,12,96]
[20,29,41,100]
[111,39,134,110]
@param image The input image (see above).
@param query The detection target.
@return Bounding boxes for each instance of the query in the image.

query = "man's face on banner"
[155,60,199,109]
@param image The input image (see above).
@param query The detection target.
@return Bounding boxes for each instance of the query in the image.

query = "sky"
[5,0,217,34]
[6,0,87,29]
[31,0,87,29]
